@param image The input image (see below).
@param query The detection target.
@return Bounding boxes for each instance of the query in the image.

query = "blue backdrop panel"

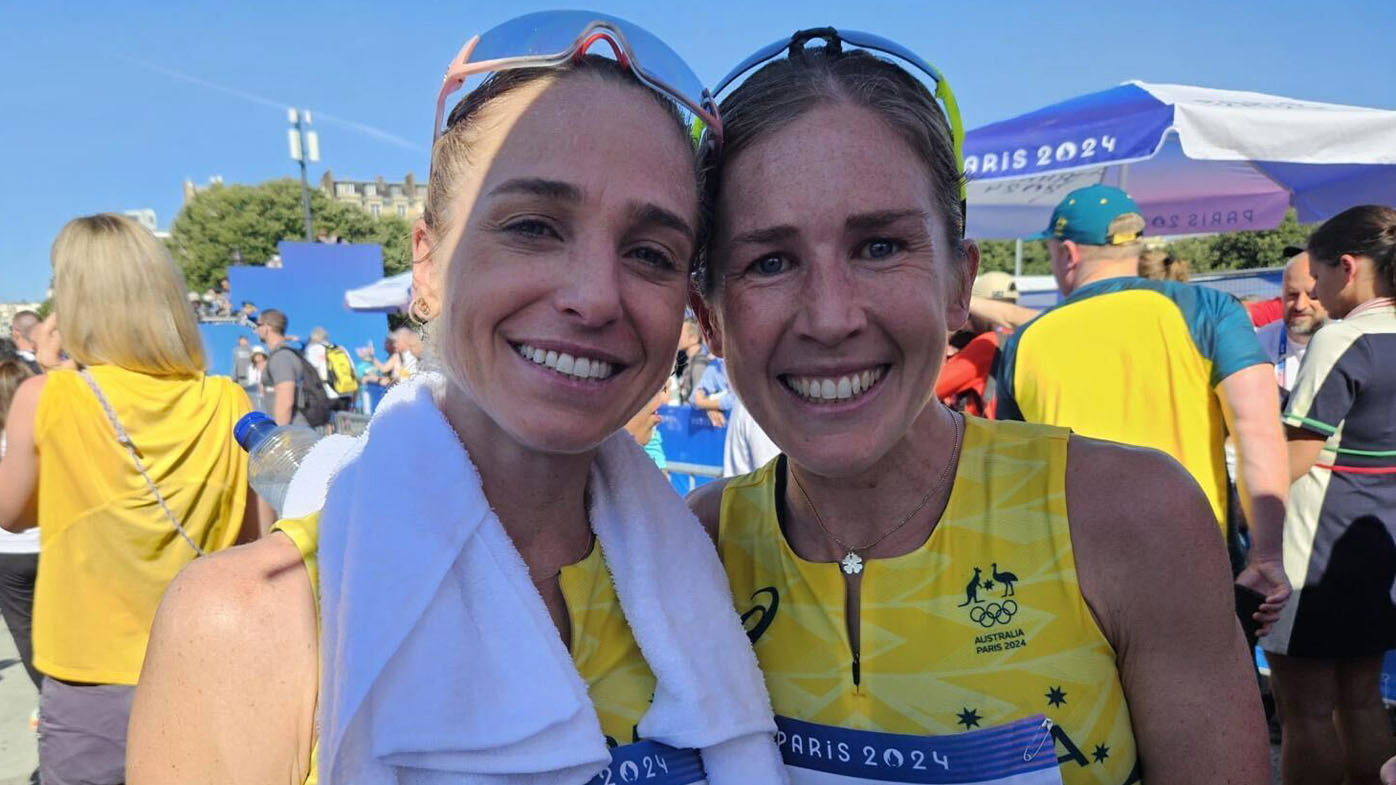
[210,241,390,377]
[199,322,257,378]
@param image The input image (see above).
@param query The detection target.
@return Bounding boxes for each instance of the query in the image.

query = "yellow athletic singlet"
[276,513,658,785]
[718,418,1140,785]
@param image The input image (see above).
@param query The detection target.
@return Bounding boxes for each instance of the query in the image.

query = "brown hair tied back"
[1307,204,1396,293]
[697,46,966,296]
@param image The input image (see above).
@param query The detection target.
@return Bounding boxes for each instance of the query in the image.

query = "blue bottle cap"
[234,411,277,452]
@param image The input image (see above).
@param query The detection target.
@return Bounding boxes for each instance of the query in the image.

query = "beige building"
[320,171,427,221]
[182,175,225,205]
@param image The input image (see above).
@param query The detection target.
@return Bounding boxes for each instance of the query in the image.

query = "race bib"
[587,740,706,785]
[776,715,1062,785]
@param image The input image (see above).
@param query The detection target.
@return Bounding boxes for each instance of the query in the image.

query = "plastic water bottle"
[235,411,321,515]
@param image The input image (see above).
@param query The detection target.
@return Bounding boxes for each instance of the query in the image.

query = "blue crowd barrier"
[656,404,725,495]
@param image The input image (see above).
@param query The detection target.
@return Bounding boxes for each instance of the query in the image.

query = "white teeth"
[515,344,616,382]
[785,367,885,404]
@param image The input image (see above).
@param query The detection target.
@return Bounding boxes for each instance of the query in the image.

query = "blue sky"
[2,0,1392,301]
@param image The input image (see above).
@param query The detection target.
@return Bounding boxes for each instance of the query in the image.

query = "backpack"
[271,345,333,428]
[324,344,360,395]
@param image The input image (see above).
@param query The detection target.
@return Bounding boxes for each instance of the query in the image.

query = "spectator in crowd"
[393,326,422,378]
[936,271,1018,417]
[255,308,309,427]
[370,327,423,382]
[0,359,40,699]
[1262,205,1396,785]
[355,345,380,382]
[995,184,1291,636]
[247,345,269,412]
[673,317,711,404]
[304,326,343,403]
[237,300,259,326]
[353,344,388,414]
[1257,248,1329,402]
[693,356,732,427]
[624,382,671,472]
[0,213,254,785]
[215,277,233,316]
[232,334,253,385]
[8,311,41,375]
[1137,248,1192,282]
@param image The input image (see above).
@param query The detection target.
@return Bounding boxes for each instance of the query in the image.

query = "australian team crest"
[958,563,1021,628]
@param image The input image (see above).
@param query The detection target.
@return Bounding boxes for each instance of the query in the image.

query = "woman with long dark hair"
[1263,204,1396,785]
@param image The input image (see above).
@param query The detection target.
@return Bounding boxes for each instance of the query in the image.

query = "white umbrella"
[344,271,412,313]
[964,81,1396,240]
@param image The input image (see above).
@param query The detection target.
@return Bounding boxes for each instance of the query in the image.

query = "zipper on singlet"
[846,571,862,688]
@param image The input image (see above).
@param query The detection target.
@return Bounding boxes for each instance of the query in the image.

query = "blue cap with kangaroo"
[1031,184,1145,245]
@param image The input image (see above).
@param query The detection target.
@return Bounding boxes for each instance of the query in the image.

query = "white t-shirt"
[0,433,39,554]
[304,342,342,398]
[723,398,781,477]
[1255,320,1310,394]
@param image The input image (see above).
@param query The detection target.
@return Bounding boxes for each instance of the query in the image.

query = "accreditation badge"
[776,715,1062,785]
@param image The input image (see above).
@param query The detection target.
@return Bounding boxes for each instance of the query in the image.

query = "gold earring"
[411,297,433,321]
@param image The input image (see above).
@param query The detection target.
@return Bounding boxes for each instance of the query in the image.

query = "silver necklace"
[789,412,963,575]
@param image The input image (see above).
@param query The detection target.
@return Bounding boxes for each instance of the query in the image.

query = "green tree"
[972,209,1313,279]
[976,238,1053,275]
[168,178,413,291]
[1163,209,1311,273]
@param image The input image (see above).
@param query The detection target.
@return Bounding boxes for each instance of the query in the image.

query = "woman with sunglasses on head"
[688,31,1271,784]
[128,13,785,785]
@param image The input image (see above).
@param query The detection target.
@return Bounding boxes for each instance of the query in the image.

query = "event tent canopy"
[963,81,1396,240]
[345,270,412,313]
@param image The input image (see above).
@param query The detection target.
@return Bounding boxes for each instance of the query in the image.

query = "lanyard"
[1277,328,1289,389]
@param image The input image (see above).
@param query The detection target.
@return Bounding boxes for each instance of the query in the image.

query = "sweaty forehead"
[470,77,696,212]
[718,102,937,236]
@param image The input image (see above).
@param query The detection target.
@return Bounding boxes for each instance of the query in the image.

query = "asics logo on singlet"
[740,587,779,644]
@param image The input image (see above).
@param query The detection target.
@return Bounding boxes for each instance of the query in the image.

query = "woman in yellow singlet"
[688,30,1272,784]
[128,13,784,785]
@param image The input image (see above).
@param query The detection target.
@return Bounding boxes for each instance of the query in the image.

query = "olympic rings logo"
[969,600,1018,627]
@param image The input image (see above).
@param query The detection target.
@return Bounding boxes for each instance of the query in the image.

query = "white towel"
[314,373,787,785]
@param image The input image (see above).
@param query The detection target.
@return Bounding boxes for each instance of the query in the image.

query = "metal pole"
[295,112,313,241]
[1014,238,1024,278]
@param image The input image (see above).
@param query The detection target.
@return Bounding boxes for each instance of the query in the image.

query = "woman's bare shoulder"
[145,533,318,687]
[131,534,318,784]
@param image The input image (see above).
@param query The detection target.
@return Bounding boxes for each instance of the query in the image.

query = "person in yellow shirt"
[0,213,256,785]
[688,29,1274,784]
